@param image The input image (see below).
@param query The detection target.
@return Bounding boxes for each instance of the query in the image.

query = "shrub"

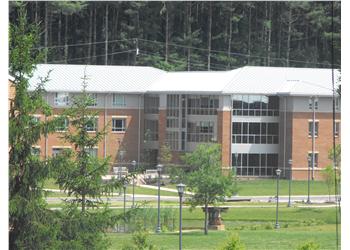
[218,233,246,250]
[297,241,320,250]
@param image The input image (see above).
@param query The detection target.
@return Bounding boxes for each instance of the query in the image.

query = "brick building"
[27,64,341,180]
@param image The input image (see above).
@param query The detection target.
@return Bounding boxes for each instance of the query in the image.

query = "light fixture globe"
[275,169,282,176]
[288,159,293,166]
[157,164,163,173]
[131,160,136,167]
[176,183,186,196]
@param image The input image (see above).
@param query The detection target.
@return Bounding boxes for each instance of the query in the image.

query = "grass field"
[167,179,331,196]
[106,206,339,250]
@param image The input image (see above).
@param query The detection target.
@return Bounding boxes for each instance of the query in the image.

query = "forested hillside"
[9,1,340,71]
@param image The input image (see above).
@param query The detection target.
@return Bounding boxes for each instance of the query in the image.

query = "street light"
[275,168,282,229]
[131,160,137,208]
[306,156,311,204]
[156,164,163,233]
[287,159,293,207]
[123,180,127,232]
[176,183,186,250]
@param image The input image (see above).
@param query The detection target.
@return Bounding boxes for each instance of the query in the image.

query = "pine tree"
[52,71,124,248]
[9,5,60,249]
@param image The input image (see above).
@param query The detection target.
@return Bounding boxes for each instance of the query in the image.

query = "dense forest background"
[9,1,341,71]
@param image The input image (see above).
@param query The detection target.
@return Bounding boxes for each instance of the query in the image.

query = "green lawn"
[107,224,338,250]
[106,206,339,249]
[167,179,331,196]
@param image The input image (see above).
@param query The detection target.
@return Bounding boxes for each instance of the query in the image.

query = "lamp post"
[156,164,163,233]
[131,160,137,208]
[287,159,293,207]
[177,183,186,250]
[306,156,311,204]
[275,169,282,229]
[123,180,127,232]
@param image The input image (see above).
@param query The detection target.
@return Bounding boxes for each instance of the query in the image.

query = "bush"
[121,230,158,250]
[297,241,320,250]
[218,233,246,250]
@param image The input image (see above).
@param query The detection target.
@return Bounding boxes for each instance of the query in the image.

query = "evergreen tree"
[52,71,124,248]
[9,5,60,249]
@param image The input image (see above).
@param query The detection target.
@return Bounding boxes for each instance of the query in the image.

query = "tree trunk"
[204,203,208,235]
[88,7,93,64]
[64,14,68,63]
[111,9,119,64]
[247,5,252,65]
[165,3,169,63]
[35,1,38,24]
[267,2,272,66]
[286,7,292,67]
[44,2,48,63]
[105,3,109,65]
[187,2,192,71]
[207,2,212,71]
[58,11,62,58]
[227,2,233,69]
[93,5,97,64]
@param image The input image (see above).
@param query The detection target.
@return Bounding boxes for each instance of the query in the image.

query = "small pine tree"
[52,71,124,248]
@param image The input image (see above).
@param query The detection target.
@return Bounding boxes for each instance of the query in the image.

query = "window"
[166,131,179,150]
[335,122,340,137]
[86,148,98,157]
[88,93,98,106]
[55,117,69,132]
[187,95,219,115]
[308,121,319,137]
[54,92,69,106]
[52,147,64,157]
[232,153,278,176]
[85,117,98,132]
[31,147,40,156]
[232,122,279,144]
[144,95,159,114]
[232,95,279,117]
[113,94,126,107]
[145,119,158,141]
[187,121,215,142]
[308,153,319,168]
[112,118,126,132]
[309,97,318,110]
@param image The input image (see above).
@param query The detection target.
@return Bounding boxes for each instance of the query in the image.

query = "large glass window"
[86,148,98,157]
[166,131,179,150]
[233,153,278,176]
[55,117,69,132]
[145,119,158,141]
[88,93,98,106]
[144,95,159,114]
[232,95,279,116]
[232,122,279,144]
[308,153,319,168]
[187,95,219,115]
[335,122,340,137]
[187,121,215,142]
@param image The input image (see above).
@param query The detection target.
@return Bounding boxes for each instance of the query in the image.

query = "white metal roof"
[222,66,340,96]
[28,64,166,93]
[28,64,340,96]
[148,69,241,93]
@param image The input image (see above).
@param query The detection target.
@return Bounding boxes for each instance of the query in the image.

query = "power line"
[34,38,135,50]
[47,49,136,64]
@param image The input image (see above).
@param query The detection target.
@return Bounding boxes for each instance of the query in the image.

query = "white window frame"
[54,92,69,106]
[85,116,98,132]
[335,97,340,111]
[112,117,126,132]
[54,115,69,132]
[308,152,319,168]
[308,120,319,137]
[31,146,41,156]
[113,94,126,107]
[85,147,98,157]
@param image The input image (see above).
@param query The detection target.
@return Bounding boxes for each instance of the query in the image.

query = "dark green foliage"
[121,230,159,250]
[9,5,61,249]
[9,2,340,69]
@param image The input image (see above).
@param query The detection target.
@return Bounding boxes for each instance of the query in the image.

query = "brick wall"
[291,112,340,180]
[217,110,231,167]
